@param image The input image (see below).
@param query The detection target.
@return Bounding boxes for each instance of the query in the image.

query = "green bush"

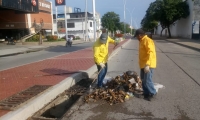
[46,35,58,41]
[26,35,40,42]
[75,36,80,40]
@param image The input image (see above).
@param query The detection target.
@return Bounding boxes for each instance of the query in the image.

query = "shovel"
[89,43,118,92]
[89,67,103,92]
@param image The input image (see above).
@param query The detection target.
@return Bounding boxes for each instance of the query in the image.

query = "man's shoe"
[144,93,157,101]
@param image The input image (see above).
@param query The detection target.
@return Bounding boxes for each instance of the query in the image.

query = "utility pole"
[81,15,84,40]
[56,7,59,37]
[85,0,88,41]
[123,0,126,34]
[64,6,68,41]
[92,0,96,41]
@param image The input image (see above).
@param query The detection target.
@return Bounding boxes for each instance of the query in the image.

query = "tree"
[118,22,131,34]
[141,1,159,32]
[101,12,120,33]
[141,0,190,38]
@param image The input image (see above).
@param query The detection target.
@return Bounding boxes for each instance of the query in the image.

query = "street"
[62,38,200,120]
[0,42,94,71]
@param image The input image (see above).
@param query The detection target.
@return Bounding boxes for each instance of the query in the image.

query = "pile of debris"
[84,71,143,105]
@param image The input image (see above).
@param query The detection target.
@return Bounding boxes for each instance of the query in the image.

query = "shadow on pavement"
[41,68,80,76]
[44,42,93,53]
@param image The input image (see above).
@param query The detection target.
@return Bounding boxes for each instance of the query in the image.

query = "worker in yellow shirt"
[134,29,157,101]
[93,31,118,88]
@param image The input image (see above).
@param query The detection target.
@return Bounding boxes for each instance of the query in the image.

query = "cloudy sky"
[48,0,155,29]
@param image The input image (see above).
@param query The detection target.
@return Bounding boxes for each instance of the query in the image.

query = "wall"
[0,10,27,29]
[30,0,52,30]
[155,0,193,38]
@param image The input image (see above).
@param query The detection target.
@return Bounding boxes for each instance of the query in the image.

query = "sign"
[39,2,50,9]
[32,0,37,6]
[2,0,39,13]
[55,0,65,6]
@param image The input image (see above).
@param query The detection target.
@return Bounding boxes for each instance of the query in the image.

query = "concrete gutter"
[0,40,131,120]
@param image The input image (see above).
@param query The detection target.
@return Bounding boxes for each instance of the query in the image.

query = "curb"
[165,39,200,52]
[0,48,45,57]
[0,40,130,120]
[0,41,88,57]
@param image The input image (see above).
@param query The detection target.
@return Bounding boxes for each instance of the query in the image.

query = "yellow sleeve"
[144,38,154,66]
[108,36,115,44]
[93,45,101,65]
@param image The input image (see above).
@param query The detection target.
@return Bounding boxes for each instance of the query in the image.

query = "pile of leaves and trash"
[84,71,143,105]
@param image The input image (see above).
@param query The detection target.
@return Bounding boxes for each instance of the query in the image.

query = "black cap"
[134,29,145,37]
[100,33,108,44]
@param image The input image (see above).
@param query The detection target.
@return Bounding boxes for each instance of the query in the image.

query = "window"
[90,22,92,27]
[67,23,75,28]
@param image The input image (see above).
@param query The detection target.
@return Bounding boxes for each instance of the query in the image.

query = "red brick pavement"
[0,40,128,117]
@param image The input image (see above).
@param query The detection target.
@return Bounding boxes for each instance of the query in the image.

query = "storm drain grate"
[0,85,51,110]
[65,85,88,95]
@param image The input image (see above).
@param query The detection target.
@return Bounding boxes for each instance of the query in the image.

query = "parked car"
[62,35,75,40]
[145,32,152,39]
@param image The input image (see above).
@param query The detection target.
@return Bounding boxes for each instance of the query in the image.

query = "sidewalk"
[0,40,129,120]
[153,35,200,51]
[0,40,87,57]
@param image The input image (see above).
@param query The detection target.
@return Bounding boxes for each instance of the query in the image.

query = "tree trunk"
[160,28,164,37]
[167,26,171,38]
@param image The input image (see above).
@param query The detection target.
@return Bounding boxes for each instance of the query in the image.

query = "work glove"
[115,41,119,46]
[144,65,150,73]
[99,63,105,68]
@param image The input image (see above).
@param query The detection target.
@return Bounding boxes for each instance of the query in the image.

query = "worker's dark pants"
[140,68,156,95]
[96,63,108,87]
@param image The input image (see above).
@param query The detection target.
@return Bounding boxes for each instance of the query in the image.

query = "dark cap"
[134,29,145,37]
[100,33,108,44]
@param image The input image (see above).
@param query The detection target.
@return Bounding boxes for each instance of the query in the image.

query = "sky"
[47,0,155,29]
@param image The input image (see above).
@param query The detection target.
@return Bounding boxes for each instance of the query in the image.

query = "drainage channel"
[28,78,92,120]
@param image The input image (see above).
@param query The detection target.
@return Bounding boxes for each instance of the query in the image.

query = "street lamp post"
[126,8,134,35]
[85,0,88,41]
[92,0,96,41]
[123,0,126,34]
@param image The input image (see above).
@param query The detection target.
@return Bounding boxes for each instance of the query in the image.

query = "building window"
[67,23,75,28]
[90,22,92,27]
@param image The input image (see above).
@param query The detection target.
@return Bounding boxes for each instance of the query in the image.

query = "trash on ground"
[84,71,143,105]
[154,83,165,93]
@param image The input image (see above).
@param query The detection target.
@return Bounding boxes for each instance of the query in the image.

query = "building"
[0,0,53,41]
[53,8,101,40]
[155,0,200,39]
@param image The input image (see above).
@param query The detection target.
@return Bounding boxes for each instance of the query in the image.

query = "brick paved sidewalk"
[0,40,128,117]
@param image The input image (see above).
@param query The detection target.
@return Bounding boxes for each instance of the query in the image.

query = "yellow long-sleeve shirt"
[93,36,115,65]
[139,35,157,69]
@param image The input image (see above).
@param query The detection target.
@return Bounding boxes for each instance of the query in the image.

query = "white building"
[53,10,101,40]
[155,0,200,39]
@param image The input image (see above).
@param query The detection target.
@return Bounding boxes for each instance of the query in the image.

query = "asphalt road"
[0,42,94,71]
[62,39,200,120]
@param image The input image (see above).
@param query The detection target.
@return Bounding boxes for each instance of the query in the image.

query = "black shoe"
[144,93,157,101]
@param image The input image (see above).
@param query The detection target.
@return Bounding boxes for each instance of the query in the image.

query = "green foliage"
[141,0,190,37]
[118,22,131,34]
[26,35,40,42]
[75,36,80,40]
[46,35,58,41]
[101,12,120,32]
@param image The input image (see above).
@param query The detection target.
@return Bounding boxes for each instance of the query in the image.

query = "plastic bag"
[103,77,113,85]
[154,83,165,93]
